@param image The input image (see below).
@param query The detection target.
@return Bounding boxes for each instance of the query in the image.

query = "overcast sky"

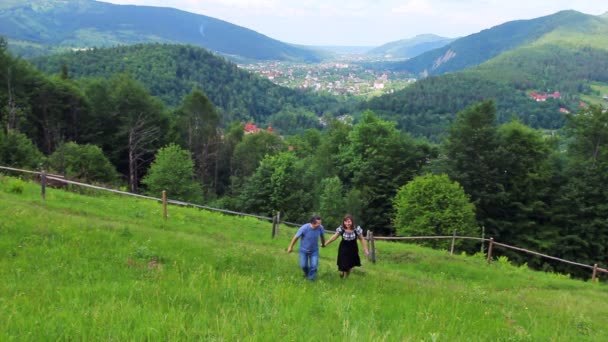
[99,0,607,46]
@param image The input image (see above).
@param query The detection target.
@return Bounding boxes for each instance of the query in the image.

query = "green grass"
[580,82,608,106]
[1,174,607,340]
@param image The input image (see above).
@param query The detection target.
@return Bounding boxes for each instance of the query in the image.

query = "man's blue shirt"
[295,223,325,253]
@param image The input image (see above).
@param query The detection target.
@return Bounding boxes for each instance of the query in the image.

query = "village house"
[529,91,561,102]
[244,123,273,134]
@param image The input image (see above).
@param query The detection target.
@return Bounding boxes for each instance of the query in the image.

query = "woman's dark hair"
[342,214,355,228]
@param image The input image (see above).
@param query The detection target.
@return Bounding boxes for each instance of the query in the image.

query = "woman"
[325,214,369,278]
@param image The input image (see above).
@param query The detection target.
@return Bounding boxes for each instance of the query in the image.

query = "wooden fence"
[2,165,607,283]
[0,165,286,223]
[365,233,608,283]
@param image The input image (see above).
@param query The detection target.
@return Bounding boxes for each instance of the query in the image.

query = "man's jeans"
[299,250,319,280]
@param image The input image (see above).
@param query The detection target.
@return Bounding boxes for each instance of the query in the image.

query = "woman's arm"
[358,233,369,256]
[324,232,340,246]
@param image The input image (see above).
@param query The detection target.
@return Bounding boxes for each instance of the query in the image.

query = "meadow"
[1,175,607,341]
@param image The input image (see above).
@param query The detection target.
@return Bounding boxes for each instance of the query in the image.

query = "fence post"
[592,264,598,283]
[162,190,167,222]
[276,211,280,236]
[370,231,376,263]
[271,212,277,239]
[365,230,371,261]
[480,225,485,254]
[40,170,47,200]
[450,228,456,255]
[486,238,494,264]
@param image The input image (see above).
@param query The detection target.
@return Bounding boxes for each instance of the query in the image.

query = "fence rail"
[367,233,608,282]
[0,165,288,224]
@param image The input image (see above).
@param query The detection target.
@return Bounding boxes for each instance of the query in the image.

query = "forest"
[1,37,607,279]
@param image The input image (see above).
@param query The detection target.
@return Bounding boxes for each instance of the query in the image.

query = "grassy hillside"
[0,0,320,62]
[387,10,606,76]
[31,44,340,119]
[1,174,607,340]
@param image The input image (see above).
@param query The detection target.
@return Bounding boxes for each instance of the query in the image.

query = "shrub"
[48,142,118,184]
[393,173,478,249]
[6,178,25,194]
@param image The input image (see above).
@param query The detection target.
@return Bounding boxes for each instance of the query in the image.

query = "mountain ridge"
[368,34,456,59]
[387,10,605,76]
[0,0,321,62]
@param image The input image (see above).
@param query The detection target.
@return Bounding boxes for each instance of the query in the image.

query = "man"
[287,215,326,281]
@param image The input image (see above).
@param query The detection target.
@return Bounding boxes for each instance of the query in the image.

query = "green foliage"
[239,152,313,222]
[107,73,170,192]
[32,44,338,120]
[265,106,322,135]
[48,142,118,184]
[547,105,608,275]
[175,89,220,196]
[0,130,44,169]
[215,122,244,196]
[492,121,555,262]
[444,101,501,222]
[393,174,477,249]
[6,177,25,194]
[565,104,608,164]
[318,176,345,230]
[339,111,436,234]
[365,72,570,141]
[231,131,286,187]
[141,143,202,203]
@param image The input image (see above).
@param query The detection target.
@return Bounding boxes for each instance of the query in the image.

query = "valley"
[238,58,417,98]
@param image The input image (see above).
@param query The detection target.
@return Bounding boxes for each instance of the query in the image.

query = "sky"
[100,0,607,46]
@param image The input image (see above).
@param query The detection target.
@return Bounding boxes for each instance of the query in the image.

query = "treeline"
[31,44,350,122]
[2,39,607,279]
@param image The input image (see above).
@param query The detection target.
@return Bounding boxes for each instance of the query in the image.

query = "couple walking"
[286,214,369,281]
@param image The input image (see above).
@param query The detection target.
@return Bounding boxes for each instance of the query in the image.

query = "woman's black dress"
[336,226,363,272]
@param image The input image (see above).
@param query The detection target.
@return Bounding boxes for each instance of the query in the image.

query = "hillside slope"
[1,175,607,339]
[389,10,608,76]
[31,44,339,120]
[364,11,608,140]
[0,0,320,62]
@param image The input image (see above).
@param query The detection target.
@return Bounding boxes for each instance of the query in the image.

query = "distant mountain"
[363,10,608,140]
[0,0,321,62]
[31,44,338,122]
[309,45,374,56]
[388,10,607,76]
[367,34,456,59]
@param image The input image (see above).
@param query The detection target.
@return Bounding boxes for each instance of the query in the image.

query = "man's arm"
[287,236,299,253]
[320,226,326,247]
